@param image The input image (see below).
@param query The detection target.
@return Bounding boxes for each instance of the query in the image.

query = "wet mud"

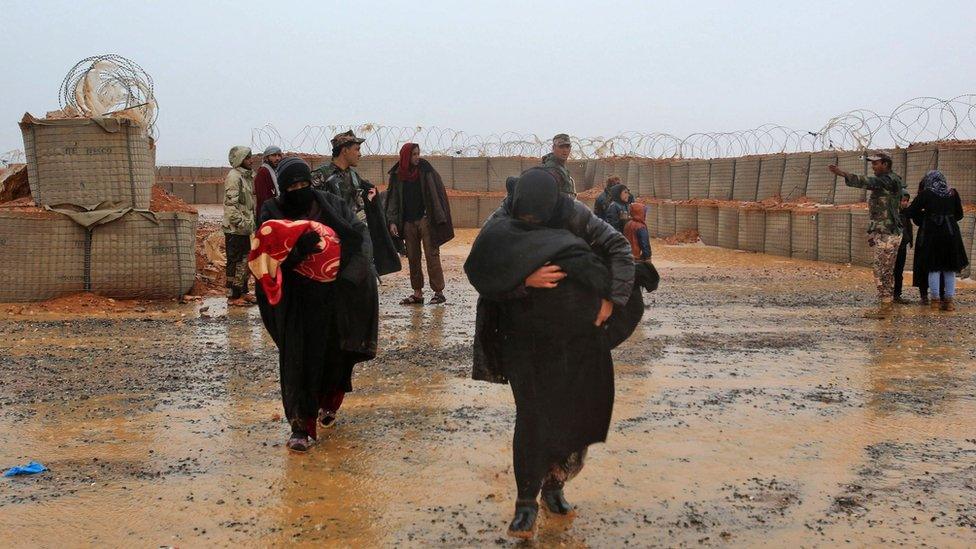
[1,231,975,547]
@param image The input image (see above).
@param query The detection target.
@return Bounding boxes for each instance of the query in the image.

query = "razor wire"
[0,150,25,168]
[253,94,976,159]
[59,54,159,139]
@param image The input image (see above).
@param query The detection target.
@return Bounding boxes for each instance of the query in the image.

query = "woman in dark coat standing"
[466,168,638,540]
[905,170,969,311]
[256,158,380,451]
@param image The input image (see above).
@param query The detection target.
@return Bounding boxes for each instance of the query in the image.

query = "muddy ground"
[1,230,975,547]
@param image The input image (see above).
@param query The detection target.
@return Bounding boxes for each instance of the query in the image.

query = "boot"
[542,488,575,517]
[941,298,955,312]
[863,302,893,319]
[507,500,539,540]
[930,298,941,310]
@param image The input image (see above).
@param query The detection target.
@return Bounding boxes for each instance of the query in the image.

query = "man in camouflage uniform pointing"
[828,151,906,313]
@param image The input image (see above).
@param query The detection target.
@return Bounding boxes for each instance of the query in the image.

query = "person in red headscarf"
[385,143,455,304]
[623,202,651,260]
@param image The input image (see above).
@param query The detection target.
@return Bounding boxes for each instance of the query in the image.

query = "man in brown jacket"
[386,143,454,304]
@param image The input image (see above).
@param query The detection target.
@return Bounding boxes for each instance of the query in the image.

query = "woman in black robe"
[466,168,647,539]
[905,169,969,311]
[257,158,380,451]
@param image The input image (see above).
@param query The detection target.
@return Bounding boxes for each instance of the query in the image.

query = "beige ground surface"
[1,230,975,547]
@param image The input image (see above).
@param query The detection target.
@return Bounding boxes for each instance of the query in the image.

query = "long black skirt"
[498,283,615,463]
[258,274,355,432]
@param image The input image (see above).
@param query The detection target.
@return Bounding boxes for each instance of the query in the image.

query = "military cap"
[552,133,572,147]
[865,151,892,162]
[331,130,366,148]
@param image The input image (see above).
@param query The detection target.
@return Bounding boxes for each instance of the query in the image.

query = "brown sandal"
[429,293,446,305]
[400,295,424,305]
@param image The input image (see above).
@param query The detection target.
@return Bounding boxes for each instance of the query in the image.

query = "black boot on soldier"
[542,488,575,516]
[507,500,539,539]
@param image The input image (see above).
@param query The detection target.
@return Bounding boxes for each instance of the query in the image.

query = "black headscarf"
[511,168,571,228]
[610,183,630,204]
[276,157,315,213]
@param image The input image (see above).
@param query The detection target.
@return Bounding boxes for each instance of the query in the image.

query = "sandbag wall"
[0,210,196,302]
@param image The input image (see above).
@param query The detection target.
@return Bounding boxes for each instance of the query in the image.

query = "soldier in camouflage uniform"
[541,133,577,197]
[311,131,401,277]
[829,151,906,307]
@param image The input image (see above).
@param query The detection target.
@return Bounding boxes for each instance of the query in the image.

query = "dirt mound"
[4,292,145,315]
[150,185,197,213]
[662,229,701,245]
[0,164,29,202]
[189,220,227,296]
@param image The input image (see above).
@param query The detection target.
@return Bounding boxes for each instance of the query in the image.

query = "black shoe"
[318,409,337,429]
[507,500,539,540]
[542,488,574,516]
[893,296,910,305]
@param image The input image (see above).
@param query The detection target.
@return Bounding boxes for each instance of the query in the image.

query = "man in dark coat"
[385,143,454,304]
[257,157,380,452]
[311,130,401,277]
[466,168,641,540]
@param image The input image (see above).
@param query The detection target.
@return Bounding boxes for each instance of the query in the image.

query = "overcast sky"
[2,0,973,165]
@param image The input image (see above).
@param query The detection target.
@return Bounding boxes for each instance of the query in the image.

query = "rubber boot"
[507,500,539,540]
[542,488,575,517]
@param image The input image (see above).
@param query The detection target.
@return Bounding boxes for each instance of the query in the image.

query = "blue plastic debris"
[3,461,47,477]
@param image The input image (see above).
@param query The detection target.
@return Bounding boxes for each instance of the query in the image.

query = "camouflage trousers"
[871,233,903,301]
[224,233,251,295]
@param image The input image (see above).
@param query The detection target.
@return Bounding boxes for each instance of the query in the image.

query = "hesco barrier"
[806,152,837,204]
[960,213,975,278]
[938,144,976,204]
[782,155,810,201]
[906,146,938,189]
[738,208,765,253]
[764,210,791,256]
[709,158,735,200]
[658,202,676,236]
[635,198,974,280]
[0,210,196,302]
[717,207,739,249]
[637,161,654,197]
[675,204,698,233]
[834,152,867,204]
[817,209,852,264]
[732,158,761,202]
[687,159,709,199]
[647,202,660,237]
[791,210,818,260]
[697,205,718,245]
[158,143,976,207]
[21,114,154,208]
[850,210,872,267]
[653,162,671,198]
[625,159,640,192]
[90,212,196,298]
[670,162,690,200]
[757,155,785,200]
